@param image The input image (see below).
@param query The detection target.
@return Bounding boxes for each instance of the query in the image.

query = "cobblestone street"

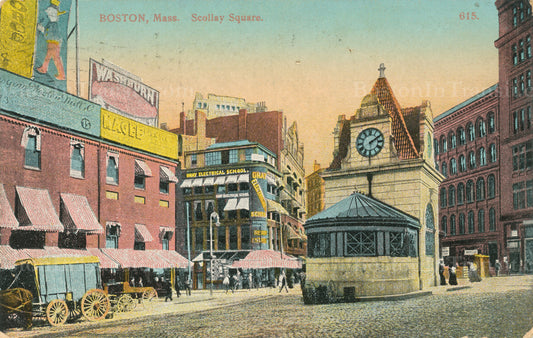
[4,275,533,338]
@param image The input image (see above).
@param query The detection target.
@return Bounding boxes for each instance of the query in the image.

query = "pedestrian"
[175,276,181,298]
[223,275,230,294]
[448,265,458,285]
[300,271,306,289]
[279,272,289,293]
[439,260,447,285]
[164,278,173,302]
[248,273,253,290]
[495,260,501,277]
[184,277,192,296]
[231,274,239,293]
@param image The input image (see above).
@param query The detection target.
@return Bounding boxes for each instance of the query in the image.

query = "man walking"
[279,271,289,293]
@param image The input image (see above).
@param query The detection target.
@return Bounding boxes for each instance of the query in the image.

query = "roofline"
[434,84,498,123]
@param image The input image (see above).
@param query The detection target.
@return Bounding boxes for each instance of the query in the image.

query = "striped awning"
[86,248,120,269]
[15,186,63,232]
[102,248,176,269]
[286,225,300,240]
[267,200,289,215]
[60,193,104,234]
[0,184,18,229]
[214,176,226,185]
[236,198,249,210]
[134,159,153,177]
[202,177,215,186]
[191,178,203,187]
[160,166,179,183]
[0,245,29,269]
[154,250,191,268]
[180,179,193,188]
[225,175,238,184]
[223,198,238,211]
[231,249,302,269]
[237,174,249,183]
[135,224,154,242]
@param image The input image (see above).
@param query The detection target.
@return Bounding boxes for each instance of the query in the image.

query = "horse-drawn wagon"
[103,281,157,313]
[6,256,110,327]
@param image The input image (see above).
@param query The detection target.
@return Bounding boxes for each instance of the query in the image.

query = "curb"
[352,290,432,302]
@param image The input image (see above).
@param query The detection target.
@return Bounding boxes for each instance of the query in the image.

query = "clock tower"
[322,64,444,289]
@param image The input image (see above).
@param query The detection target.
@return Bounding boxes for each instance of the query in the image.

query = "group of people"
[439,260,483,286]
[222,274,239,293]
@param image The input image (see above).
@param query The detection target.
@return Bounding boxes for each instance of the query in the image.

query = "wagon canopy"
[231,250,302,269]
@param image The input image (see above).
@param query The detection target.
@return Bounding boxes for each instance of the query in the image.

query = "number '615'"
[460,12,478,20]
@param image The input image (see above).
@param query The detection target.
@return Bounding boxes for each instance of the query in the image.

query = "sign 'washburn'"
[89,58,159,127]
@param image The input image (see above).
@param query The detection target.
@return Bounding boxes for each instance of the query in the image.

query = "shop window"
[22,127,41,169]
[70,142,85,178]
[106,153,119,185]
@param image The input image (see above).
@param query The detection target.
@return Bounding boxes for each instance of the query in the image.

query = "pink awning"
[0,184,18,229]
[60,193,104,234]
[154,250,191,269]
[231,250,302,269]
[0,245,30,269]
[134,159,152,177]
[101,248,175,269]
[135,224,154,242]
[86,248,120,269]
[15,186,63,232]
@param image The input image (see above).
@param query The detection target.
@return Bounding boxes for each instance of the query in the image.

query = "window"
[479,147,486,166]
[205,152,221,166]
[440,136,447,153]
[459,155,466,172]
[245,148,253,161]
[449,132,456,149]
[513,78,518,97]
[489,208,496,231]
[195,227,203,252]
[458,127,466,145]
[217,226,226,250]
[205,200,215,217]
[22,127,41,169]
[70,142,85,178]
[513,141,532,171]
[457,183,465,205]
[440,187,447,208]
[450,158,457,175]
[513,44,518,65]
[194,201,203,221]
[106,153,119,184]
[467,123,475,142]
[488,112,495,133]
[448,186,456,207]
[459,213,465,235]
[469,151,476,169]
[106,223,120,249]
[468,211,475,234]
[450,215,456,235]
[229,226,238,250]
[488,174,496,199]
[477,118,486,138]
[528,180,533,208]
[134,175,145,190]
[229,149,238,163]
[241,224,251,250]
[466,180,475,203]
[425,204,435,256]
[527,35,532,59]
[441,217,447,235]
[162,231,172,250]
[478,209,485,233]
[345,231,376,256]
[434,138,439,155]
[477,177,485,201]
[191,154,197,167]
[442,162,447,177]
[489,144,497,163]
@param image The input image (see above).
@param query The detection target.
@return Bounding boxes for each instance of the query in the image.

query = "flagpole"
[76,0,80,96]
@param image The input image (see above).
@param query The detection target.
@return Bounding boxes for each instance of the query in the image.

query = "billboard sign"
[89,59,159,127]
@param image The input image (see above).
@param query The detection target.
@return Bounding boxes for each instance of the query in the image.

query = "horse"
[0,288,33,330]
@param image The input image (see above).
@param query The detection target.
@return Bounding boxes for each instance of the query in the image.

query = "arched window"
[468,211,475,233]
[478,209,485,233]
[477,177,486,201]
[466,180,475,203]
[457,183,465,205]
[434,138,439,155]
[488,112,495,133]
[442,162,447,177]
[459,213,465,234]
[449,131,457,149]
[489,208,496,231]
[440,187,447,208]
[425,204,435,256]
[459,155,466,172]
[458,127,466,145]
[450,158,457,175]
[449,185,456,207]
[450,215,456,235]
[467,122,475,142]
[488,174,496,199]
[489,143,497,162]
[479,147,486,166]
[469,151,476,169]
[441,216,448,235]
[440,135,447,153]
[477,118,486,138]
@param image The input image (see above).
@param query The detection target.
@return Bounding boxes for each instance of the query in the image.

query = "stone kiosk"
[303,192,421,303]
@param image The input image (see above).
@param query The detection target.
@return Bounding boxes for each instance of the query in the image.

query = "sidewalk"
[430,273,533,295]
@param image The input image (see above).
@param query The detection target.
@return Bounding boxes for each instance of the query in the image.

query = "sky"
[63,0,500,174]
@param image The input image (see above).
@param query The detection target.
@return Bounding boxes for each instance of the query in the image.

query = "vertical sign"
[33,0,72,91]
[0,0,38,77]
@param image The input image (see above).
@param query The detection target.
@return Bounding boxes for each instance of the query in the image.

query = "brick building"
[305,161,325,218]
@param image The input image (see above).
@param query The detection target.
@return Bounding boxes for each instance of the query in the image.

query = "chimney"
[313,160,321,172]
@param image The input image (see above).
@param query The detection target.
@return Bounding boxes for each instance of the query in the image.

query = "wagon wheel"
[46,299,69,326]
[81,289,110,321]
[142,288,157,301]
[117,294,136,312]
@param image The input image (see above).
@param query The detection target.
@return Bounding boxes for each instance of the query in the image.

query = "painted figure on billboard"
[35,0,66,81]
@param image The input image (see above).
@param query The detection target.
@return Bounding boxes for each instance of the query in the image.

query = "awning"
[236,198,249,210]
[159,226,174,240]
[135,224,154,242]
[286,225,300,240]
[0,245,29,269]
[101,248,176,269]
[225,175,238,184]
[267,200,289,215]
[237,174,249,183]
[231,250,302,269]
[223,198,238,211]
[214,176,226,185]
[266,175,276,185]
[15,186,63,232]
[154,250,191,269]
[0,184,18,229]
[160,166,179,183]
[134,159,153,177]
[203,177,215,186]
[60,193,104,234]
[180,179,193,188]
[191,178,203,187]
[86,248,120,269]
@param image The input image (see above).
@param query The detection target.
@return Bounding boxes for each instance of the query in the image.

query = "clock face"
[356,128,384,157]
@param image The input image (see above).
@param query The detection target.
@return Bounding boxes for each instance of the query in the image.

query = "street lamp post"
[209,211,220,296]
